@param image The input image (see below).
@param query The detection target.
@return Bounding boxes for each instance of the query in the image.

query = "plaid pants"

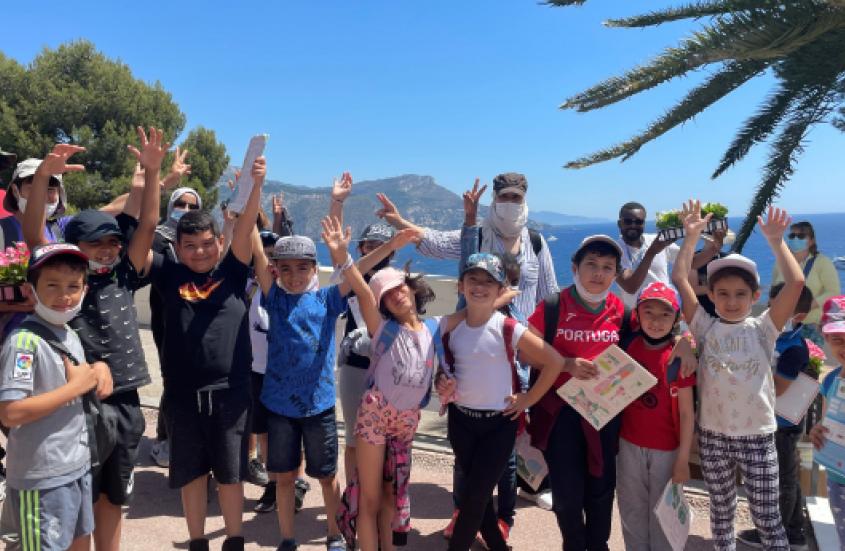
[698,427,788,551]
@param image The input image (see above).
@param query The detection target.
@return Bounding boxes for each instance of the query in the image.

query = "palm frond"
[605,0,782,28]
[565,60,767,168]
[732,84,838,252]
[562,6,841,112]
[712,85,800,178]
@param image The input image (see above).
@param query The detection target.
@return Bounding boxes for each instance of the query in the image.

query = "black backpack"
[17,320,118,474]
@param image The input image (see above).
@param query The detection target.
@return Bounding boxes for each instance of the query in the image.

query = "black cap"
[492,173,527,197]
[64,210,123,245]
[259,230,280,248]
[28,243,88,274]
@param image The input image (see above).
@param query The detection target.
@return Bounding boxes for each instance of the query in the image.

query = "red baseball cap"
[636,281,680,312]
[821,295,845,334]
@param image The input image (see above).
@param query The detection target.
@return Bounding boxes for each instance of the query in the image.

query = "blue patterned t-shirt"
[261,283,348,418]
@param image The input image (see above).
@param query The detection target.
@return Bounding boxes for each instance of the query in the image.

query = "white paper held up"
[775,372,819,425]
[556,344,657,430]
[515,432,548,491]
[654,481,692,551]
[227,134,268,214]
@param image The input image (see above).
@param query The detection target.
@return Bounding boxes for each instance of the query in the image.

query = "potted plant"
[806,339,826,380]
[655,202,729,242]
[0,242,30,302]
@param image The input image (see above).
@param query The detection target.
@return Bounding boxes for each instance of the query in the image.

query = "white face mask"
[278,273,320,294]
[16,196,27,214]
[89,258,119,275]
[573,270,610,304]
[34,290,85,326]
[490,200,528,238]
[46,201,60,218]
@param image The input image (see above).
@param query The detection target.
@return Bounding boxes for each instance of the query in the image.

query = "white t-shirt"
[450,312,526,411]
[616,233,680,308]
[690,305,779,436]
[247,279,269,374]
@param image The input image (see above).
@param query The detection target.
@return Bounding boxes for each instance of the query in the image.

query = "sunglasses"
[174,200,200,210]
[787,233,807,239]
[621,218,645,226]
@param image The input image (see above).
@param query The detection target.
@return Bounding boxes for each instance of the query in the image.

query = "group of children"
[0,132,842,551]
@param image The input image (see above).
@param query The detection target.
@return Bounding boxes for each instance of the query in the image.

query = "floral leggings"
[354,388,420,446]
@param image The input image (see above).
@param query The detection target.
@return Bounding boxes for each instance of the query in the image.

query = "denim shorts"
[267,406,338,479]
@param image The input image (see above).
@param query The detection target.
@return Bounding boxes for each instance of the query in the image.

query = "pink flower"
[806,339,826,361]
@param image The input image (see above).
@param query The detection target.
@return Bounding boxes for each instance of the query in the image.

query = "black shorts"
[250,372,270,435]
[163,386,251,489]
[92,390,146,506]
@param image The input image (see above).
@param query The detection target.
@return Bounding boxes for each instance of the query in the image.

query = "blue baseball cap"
[461,253,505,284]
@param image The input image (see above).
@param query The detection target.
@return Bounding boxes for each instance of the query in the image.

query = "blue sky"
[3,1,843,219]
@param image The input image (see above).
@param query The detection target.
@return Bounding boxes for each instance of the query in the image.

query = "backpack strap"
[543,292,561,345]
[502,316,527,432]
[665,357,683,438]
[17,320,79,364]
[418,317,445,409]
[618,307,639,350]
[803,254,817,279]
[527,229,543,256]
[366,319,401,387]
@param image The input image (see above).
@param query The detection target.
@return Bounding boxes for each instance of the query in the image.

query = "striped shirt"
[419,227,558,319]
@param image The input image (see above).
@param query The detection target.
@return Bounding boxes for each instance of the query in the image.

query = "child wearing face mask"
[672,201,805,551]
[0,244,105,551]
[0,158,71,249]
[616,282,696,551]
[21,127,167,551]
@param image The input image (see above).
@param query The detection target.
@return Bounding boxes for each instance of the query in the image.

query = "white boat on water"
[835,256,845,270]
[547,235,558,242]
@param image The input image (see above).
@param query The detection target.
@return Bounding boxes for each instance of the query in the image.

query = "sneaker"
[518,487,553,511]
[497,519,510,542]
[326,535,345,550]
[254,481,277,513]
[276,539,298,551]
[736,529,764,549]
[294,478,310,513]
[150,439,170,468]
[247,458,269,487]
[443,509,460,539]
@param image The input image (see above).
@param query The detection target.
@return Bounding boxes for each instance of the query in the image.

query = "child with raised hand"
[809,296,845,550]
[436,252,566,551]
[672,201,805,551]
[616,281,696,551]
[334,229,452,551]
[250,223,349,551]
[21,127,166,551]
[147,150,266,551]
[0,244,100,551]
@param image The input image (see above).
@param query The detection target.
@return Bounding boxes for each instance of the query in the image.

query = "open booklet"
[556,344,657,430]
[515,432,548,492]
[775,372,819,425]
[226,134,269,214]
[654,481,692,551]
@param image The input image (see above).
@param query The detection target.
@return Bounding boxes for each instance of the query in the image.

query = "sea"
[315,212,845,292]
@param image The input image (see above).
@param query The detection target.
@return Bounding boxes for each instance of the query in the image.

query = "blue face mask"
[786,237,807,252]
[170,209,188,222]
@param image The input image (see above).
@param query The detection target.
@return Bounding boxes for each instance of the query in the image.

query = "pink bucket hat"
[369,267,406,306]
[821,296,845,334]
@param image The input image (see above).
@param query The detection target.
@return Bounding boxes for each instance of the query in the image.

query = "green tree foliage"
[174,127,229,209]
[547,0,845,251]
[0,40,228,212]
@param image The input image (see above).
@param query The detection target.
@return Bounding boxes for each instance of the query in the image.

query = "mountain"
[530,210,609,226]
[215,170,589,238]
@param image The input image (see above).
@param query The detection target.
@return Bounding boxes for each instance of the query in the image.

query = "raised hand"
[376,193,403,227]
[321,215,351,259]
[463,178,488,226]
[251,156,266,186]
[391,227,423,249]
[127,126,170,172]
[757,206,791,243]
[680,199,712,237]
[36,144,86,177]
[332,171,352,203]
[272,193,285,215]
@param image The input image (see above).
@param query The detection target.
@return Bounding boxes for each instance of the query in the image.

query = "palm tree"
[548,0,845,251]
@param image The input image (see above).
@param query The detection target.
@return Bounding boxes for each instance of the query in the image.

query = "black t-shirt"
[149,250,252,394]
[148,230,176,352]
[71,254,151,393]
